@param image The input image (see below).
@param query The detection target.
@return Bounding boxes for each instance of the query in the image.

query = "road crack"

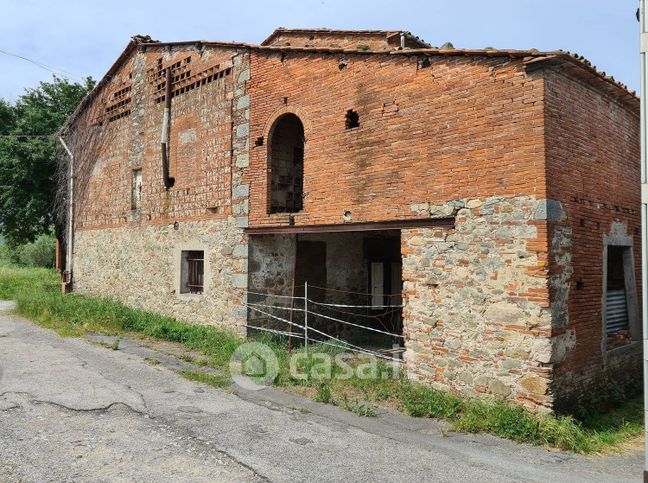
[32,399,149,416]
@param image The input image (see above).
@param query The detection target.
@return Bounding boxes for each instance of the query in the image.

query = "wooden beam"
[245,217,454,235]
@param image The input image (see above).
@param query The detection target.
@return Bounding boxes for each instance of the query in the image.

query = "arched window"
[268,113,305,213]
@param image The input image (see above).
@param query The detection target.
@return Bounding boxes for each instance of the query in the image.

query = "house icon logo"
[230,342,279,390]
[242,352,267,377]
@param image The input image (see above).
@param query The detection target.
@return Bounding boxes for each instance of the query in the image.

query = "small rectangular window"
[181,250,204,294]
[131,169,142,210]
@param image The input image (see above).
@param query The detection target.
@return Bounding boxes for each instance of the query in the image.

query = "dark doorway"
[247,231,404,352]
[365,236,403,336]
[295,240,327,294]
[268,113,305,213]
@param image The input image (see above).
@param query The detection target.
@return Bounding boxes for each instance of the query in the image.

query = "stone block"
[484,302,526,325]
[533,199,565,221]
[519,375,548,395]
[458,371,473,385]
[410,202,429,214]
[235,123,249,138]
[408,236,424,246]
[429,203,457,218]
[488,379,511,397]
[232,274,248,288]
[500,359,523,369]
[233,244,248,257]
[235,153,250,168]
[238,68,250,82]
[233,184,249,198]
[236,95,250,110]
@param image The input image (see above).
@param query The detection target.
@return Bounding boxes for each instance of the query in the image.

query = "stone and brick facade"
[63,29,640,412]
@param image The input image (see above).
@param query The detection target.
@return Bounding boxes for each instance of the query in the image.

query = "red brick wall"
[246,51,547,228]
[263,31,409,51]
[74,45,246,230]
[544,67,641,397]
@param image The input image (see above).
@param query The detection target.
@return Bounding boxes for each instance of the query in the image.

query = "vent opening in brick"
[269,113,305,213]
[345,109,359,129]
[181,250,204,294]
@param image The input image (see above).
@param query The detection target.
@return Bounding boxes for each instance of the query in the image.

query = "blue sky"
[0,0,641,101]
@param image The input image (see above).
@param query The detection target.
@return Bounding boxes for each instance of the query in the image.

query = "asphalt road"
[0,302,642,482]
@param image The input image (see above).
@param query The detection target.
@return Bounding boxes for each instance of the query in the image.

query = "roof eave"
[523,54,638,106]
[61,39,139,134]
[62,37,638,134]
[61,38,249,133]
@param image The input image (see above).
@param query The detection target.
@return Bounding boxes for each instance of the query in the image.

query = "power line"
[0,48,84,82]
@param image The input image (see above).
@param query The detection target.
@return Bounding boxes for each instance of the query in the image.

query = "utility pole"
[640,2,648,481]
[304,281,309,355]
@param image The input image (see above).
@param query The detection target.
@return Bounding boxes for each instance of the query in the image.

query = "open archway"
[268,113,305,213]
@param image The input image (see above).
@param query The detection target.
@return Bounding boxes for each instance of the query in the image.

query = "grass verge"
[179,370,231,388]
[0,265,642,454]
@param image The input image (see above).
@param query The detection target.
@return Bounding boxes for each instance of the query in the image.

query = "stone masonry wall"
[402,196,554,411]
[248,232,370,300]
[74,218,247,333]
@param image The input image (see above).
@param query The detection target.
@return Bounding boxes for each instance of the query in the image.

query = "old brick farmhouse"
[61,29,641,411]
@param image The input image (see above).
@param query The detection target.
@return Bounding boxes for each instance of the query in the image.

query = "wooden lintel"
[245,217,455,235]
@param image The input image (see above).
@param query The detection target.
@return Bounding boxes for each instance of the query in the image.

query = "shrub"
[17,233,56,268]
[0,231,57,268]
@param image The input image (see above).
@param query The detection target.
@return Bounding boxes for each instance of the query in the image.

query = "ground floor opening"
[247,230,404,354]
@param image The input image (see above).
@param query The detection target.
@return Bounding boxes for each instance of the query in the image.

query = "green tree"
[0,99,15,134]
[0,76,94,246]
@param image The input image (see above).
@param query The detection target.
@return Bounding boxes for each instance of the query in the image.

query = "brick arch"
[262,106,312,142]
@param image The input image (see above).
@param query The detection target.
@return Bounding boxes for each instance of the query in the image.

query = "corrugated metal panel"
[606,289,629,335]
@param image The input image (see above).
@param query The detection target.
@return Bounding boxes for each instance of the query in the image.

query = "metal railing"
[245,281,405,362]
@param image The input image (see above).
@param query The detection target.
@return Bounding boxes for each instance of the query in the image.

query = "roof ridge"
[260,27,431,47]
[62,35,637,132]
